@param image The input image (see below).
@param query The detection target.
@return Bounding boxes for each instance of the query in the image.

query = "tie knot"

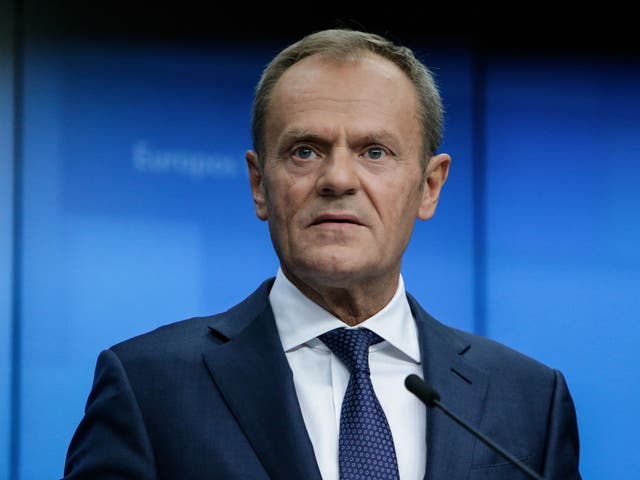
[319,327,383,374]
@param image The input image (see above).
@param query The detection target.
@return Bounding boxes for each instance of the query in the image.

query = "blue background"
[2,16,639,480]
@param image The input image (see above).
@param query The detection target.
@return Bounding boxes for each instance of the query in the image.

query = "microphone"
[404,374,545,480]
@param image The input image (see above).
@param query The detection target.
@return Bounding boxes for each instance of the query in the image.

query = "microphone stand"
[405,374,545,480]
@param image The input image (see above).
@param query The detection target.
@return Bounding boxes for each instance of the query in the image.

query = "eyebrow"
[356,131,399,146]
[279,128,400,147]
[279,128,327,144]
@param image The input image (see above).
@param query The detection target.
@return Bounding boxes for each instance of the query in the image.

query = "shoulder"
[450,325,556,379]
[407,292,558,380]
[109,278,275,362]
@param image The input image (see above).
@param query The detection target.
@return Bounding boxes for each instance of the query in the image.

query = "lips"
[310,213,363,226]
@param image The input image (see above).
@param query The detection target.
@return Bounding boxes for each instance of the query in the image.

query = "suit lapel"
[202,298,322,480]
[409,295,489,479]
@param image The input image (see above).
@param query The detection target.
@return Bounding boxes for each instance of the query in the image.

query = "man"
[62,28,581,479]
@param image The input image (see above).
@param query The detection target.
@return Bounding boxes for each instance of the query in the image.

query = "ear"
[418,153,451,220]
[246,150,268,220]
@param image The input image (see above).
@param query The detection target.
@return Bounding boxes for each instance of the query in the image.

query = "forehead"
[265,53,420,142]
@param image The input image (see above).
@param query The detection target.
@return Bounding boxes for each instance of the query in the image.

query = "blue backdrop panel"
[484,56,640,478]
[18,41,475,479]
[0,22,15,480]
[403,45,476,328]
[18,42,276,480]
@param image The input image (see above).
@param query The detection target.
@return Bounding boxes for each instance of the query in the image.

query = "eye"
[363,147,386,160]
[292,146,318,160]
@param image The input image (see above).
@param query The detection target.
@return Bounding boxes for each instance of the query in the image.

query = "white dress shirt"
[269,268,426,480]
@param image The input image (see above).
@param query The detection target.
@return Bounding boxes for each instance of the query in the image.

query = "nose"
[316,148,359,197]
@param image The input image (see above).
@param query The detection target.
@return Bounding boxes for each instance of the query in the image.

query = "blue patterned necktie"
[319,327,400,480]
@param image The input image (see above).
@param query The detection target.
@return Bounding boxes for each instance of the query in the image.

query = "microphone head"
[405,374,441,407]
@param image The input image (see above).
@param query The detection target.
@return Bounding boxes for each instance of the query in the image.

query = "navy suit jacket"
[63,278,581,479]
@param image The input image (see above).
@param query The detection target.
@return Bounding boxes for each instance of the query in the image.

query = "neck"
[281,268,400,326]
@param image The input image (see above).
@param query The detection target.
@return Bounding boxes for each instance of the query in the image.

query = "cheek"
[264,178,303,227]
[381,179,420,211]
[377,186,422,233]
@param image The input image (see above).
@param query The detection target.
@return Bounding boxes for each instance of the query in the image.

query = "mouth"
[310,213,363,227]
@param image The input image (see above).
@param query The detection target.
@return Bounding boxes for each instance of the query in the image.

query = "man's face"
[247,53,449,292]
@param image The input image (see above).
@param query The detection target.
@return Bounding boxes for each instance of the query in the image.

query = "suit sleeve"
[62,349,157,479]
[542,369,582,480]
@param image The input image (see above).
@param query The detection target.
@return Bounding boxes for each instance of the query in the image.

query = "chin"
[294,257,374,286]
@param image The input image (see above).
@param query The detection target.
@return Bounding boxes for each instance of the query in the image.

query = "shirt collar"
[269,268,421,363]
